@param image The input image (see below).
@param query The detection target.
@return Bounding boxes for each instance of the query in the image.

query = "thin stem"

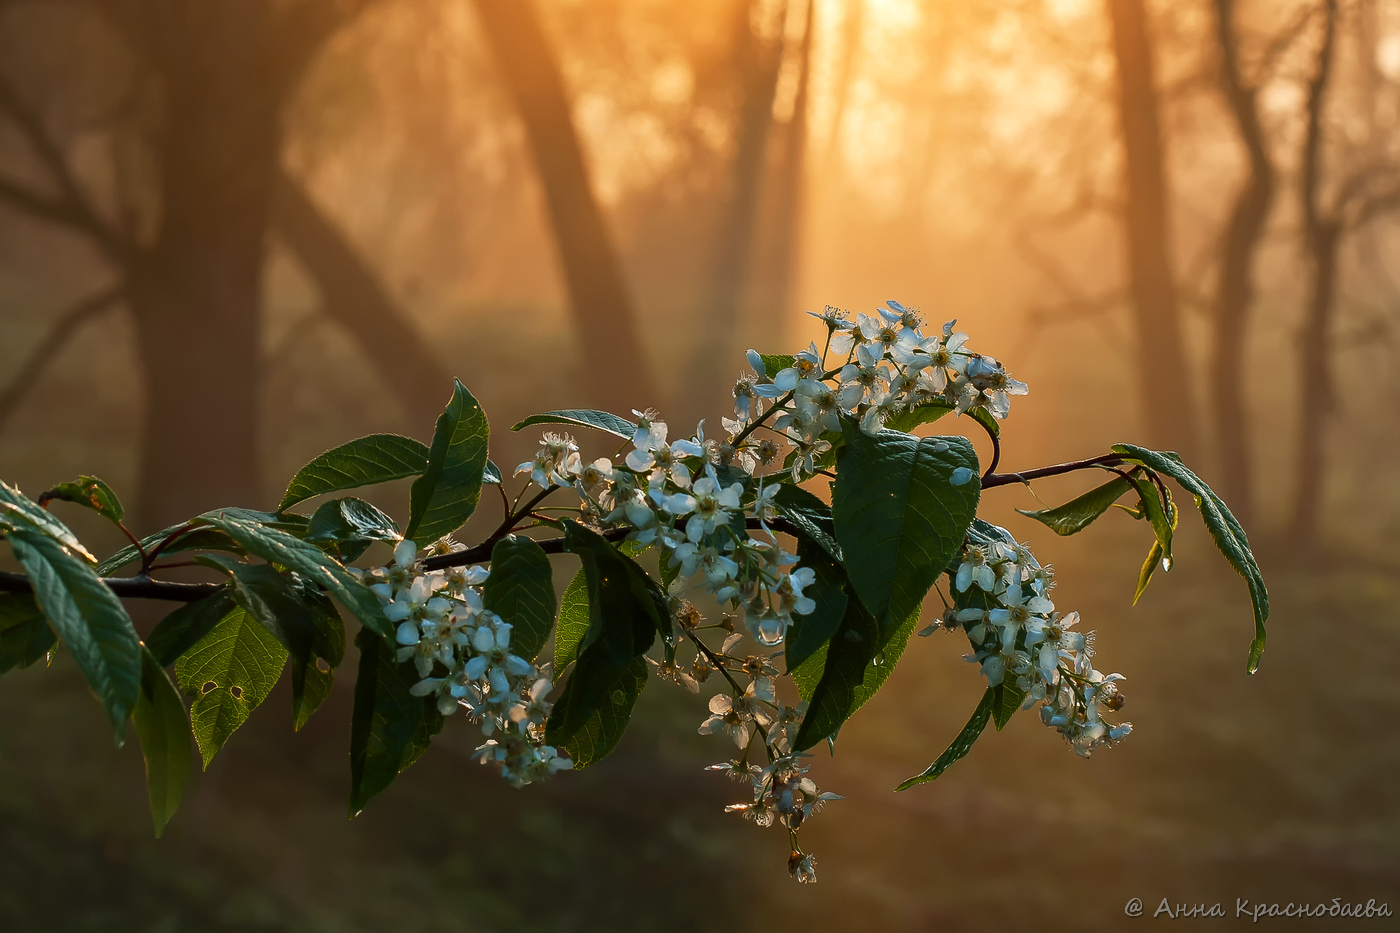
[976,420,1001,480]
[686,628,745,696]
[141,522,194,575]
[981,454,1125,489]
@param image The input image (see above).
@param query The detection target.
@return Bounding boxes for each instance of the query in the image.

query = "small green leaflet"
[833,425,980,651]
[991,681,1026,730]
[349,629,443,815]
[482,535,556,663]
[133,647,192,836]
[885,401,999,438]
[1016,473,1135,536]
[175,606,288,768]
[406,379,490,545]
[0,592,55,674]
[756,353,795,380]
[279,434,429,511]
[896,688,994,791]
[0,481,95,562]
[7,528,141,740]
[559,655,648,770]
[39,475,124,524]
[511,409,637,441]
[1112,444,1268,672]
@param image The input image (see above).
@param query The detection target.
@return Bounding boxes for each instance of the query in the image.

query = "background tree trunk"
[130,4,282,530]
[1294,0,1339,545]
[1105,0,1200,457]
[1210,0,1275,528]
[686,0,788,415]
[470,0,656,413]
[750,0,813,352]
[272,170,452,427]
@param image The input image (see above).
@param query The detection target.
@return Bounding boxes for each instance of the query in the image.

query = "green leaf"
[307,497,401,544]
[39,475,124,524]
[832,425,980,651]
[546,522,658,746]
[482,535,555,663]
[991,681,1026,730]
[483,460,502,484]
[756,353,795,380]
[884,400,955,434]
[0,481,95,561]
[349,629,443,815]
[175,607,287,767]
[279,434,430,512]
[406,379,490,545]
[199,558,317,659]
[289,580,345,732]
[133,647,192,836]
[1112,444,1268,672]
[553,567,589,680]
[792,593,918,751]
[785,534,847,676]
[895,688,994,791]
[1126,471,1174,568]
[1016,473,1136,536]
[0,592,55,674]
[771,483,841,561]
[1134,539,1163,605]
[7,528,140,739]
[192,512,391,640]
[511,409,637,441]
[559,655,647,769]
[145,590,238,669]
[885,402,999,439]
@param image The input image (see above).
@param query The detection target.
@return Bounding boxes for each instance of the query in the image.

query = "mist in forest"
[1,1,1398,931]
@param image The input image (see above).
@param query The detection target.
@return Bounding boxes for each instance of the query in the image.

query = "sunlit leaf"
[279,434,429,511]
[39,475,124,524]
[7,528,140,739]
[1016,473,1136,536]
[175,607,287,767]
[406,379,490,545]
[511,409,637,441]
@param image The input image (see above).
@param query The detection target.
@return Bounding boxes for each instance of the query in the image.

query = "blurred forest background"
[1,0,1398,930]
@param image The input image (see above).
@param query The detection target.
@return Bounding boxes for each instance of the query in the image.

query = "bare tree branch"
[271,168,454,425]
[0,285,126,432]
[0,68,131,261]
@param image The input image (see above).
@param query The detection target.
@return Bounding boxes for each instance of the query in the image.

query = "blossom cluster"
[727,301,1027,482]
[516,418,816,648]
[361,539,572,787]
[931,523,1133,757]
